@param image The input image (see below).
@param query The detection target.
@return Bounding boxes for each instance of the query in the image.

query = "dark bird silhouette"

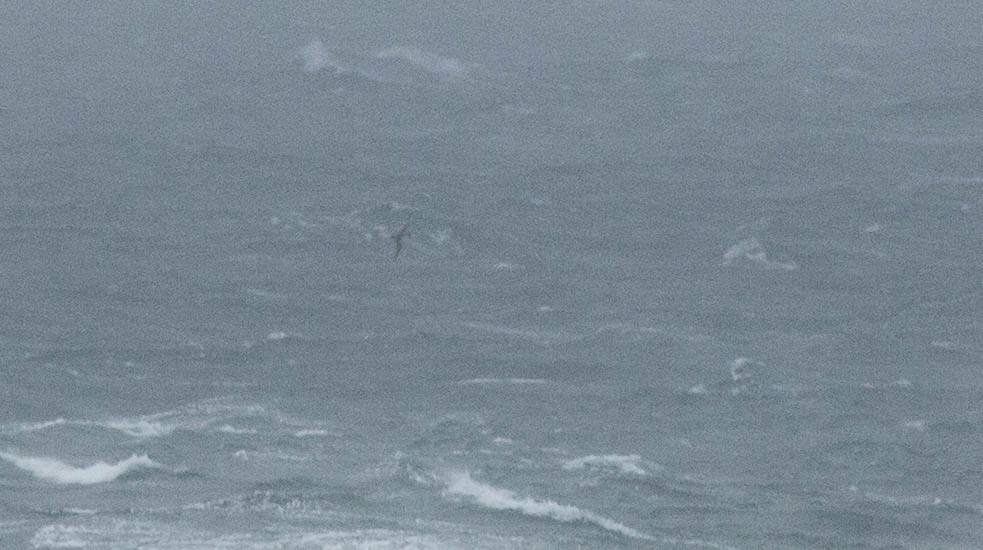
[391,223,410,259]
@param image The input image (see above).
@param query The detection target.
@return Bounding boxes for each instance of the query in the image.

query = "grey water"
[1,3,982,548]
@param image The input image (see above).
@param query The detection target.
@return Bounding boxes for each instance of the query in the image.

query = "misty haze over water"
[1,3,981,548]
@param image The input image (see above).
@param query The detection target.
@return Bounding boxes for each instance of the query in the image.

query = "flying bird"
[391,223,410,259]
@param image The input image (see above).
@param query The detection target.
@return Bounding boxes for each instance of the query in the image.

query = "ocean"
[1,3,982,548]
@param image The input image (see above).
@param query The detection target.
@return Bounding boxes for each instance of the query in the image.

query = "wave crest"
[0,452,157,484]
[562,454,648,476]
[297,39,347,74]
[375,46,471,82]
[441,470,650,540]
[722,238,797,270]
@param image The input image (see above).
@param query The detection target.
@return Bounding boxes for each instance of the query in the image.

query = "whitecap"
[0,452,156,484]
[830,65,871,82]
[902,420,926,432]
[431,229,452,245]
[294,429,334,438]
[34,521,532,550]
[297,39,347,74]
[729,357,757,383]
[722,238,797,270]
[562,454,648,476]
[375,46,471,82]
[101,418,172,438]
[861,378,912,390]
[930,340,958,350]
[441,470,651,540]
[687,384,709,395]
[217,425,258,435]
[851,485,983,514]
[458,378,548,385]
[9,400,273,441]
[462,322,575,346]
[4,416,172,438]
[3,417,67,434]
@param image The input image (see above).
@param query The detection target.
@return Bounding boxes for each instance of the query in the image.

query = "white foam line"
[294,429,335,438]
[3,417,172,438]
[442,470,651,540]
[375,46,471,81]
[0,452,156,485]
[443,471,736,548]
[562,454,648,476]
[458,378,548,385]
[99,419,173,438]
[5,418,67,434]
[722,238,797,271]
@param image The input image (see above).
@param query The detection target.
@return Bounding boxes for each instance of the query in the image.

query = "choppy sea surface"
[1,14,982,550]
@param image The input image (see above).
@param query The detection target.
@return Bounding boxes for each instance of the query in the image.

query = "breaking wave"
[562,454,649,476]
[296,39,347,74]
[458,378,548,386]
[375,46,472,82]
[441,470,651,540]
[0,452,157,484]
[722,238,797,270]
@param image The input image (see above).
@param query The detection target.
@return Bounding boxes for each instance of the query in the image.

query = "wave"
[722,238,797,270]
[101,418,172,438]
[0,452,156,484]
[860,378,912,390]
[462,322,580,346]
[850,485,983,515]
[3,399,337,449]
[562,454,648,476]
[441,470,651,540]
[683,357,767,398]
[2,417,67,434]
[729,357,757,383]
[297,39,347,74]
[375,46,472,82]
[2,399,267,439]
[1,417,171,438]
[217,424,258,435]
[458,378,548,386]
[293,429,335,438]
[33,522,533,550]
[296,39,477,89]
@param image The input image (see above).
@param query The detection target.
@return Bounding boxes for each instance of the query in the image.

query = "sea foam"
[458,378,548,386]
[722,238,797,270]
[297,39,346,74]
[0,452,156,484]
[2,416,171,438]
[375,46,471,82]
[3,417,67,434]
[441,471,651,540]
[101,418,172,438]
[562,454,648,476]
